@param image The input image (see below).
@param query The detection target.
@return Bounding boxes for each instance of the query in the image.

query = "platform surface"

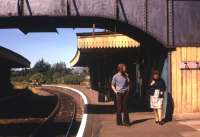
[64,85,200,137]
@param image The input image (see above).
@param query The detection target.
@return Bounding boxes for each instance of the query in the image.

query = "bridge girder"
[0,0,200,48]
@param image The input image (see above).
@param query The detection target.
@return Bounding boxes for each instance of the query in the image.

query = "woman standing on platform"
[148,70,166,125]
[111,64,130,126]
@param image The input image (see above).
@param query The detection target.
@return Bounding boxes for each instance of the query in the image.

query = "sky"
[0,28,103,68]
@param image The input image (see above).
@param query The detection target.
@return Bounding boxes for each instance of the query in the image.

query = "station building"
[70,32,200,115]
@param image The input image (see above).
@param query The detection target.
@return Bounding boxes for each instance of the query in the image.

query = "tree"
[52,62,66,72]
[32,59,51,74]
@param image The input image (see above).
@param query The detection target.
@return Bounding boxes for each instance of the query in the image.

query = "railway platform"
[63,85,200,137]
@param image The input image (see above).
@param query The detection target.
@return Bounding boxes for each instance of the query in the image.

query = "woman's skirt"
[150,90,163,109]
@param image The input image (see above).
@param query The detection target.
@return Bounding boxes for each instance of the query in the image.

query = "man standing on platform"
[111,64,130,126]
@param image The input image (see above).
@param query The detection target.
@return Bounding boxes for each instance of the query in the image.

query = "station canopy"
[70,32,140,67]
[0,46,30,68]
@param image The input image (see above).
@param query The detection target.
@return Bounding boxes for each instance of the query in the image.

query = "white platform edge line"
[42,85,88,137]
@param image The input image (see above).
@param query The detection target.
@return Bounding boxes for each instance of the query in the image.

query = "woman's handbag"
[159,91,164,98]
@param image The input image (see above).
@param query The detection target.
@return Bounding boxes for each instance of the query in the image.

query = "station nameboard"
[180,61,200,70]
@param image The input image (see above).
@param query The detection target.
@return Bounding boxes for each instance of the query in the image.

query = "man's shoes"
[117,122,123,126]
[158,121,164,126]
[124,122,131,127]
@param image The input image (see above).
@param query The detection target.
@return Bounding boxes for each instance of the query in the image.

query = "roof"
[70,32,140,67]
[77,32,140,49]
[0,46,30,68]
[70,50,81,67]
[76,31,118,36]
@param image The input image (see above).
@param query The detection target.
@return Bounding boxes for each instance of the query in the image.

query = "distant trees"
[51,62,68,73]
[11,59,89,85]
[11,69,31,82]
[32,59,51,74]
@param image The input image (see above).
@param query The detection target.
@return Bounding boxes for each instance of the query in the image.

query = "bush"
[11,59,88,85]
[30,73,45,84]
[64,74,85,84]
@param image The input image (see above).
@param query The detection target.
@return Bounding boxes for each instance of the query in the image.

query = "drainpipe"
[165,50,174,121]
[167,51,172,94]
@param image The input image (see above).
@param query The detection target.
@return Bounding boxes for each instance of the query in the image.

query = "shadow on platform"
[85,103,151,114]
[86,104,116,114]
[130,118,153,125]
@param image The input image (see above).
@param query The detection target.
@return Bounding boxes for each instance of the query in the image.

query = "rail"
[29,89,61,137]
[43,85,88,137]
[64,103,76,137]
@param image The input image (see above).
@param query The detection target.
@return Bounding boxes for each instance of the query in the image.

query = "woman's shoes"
[155,120,164,125]
[124,122,131,127]
[158,121,164,126]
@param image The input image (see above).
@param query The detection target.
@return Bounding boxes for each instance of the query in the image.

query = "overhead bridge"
[0,0,200,48]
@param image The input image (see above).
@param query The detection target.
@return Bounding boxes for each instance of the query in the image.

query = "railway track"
[29,87,79,137]
[0,87,80,137]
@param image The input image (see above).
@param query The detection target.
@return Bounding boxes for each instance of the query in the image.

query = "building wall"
[171,47,200,113]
